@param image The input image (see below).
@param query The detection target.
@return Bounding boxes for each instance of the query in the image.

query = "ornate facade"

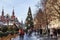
[0,9,20,26]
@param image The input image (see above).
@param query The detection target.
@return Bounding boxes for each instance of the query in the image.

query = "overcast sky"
[0,0,39,23]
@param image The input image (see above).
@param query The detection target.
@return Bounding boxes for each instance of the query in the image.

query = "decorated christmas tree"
[25,7,34,29]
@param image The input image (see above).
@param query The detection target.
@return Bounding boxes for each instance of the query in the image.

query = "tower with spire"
[1,9,4,22]
[0,8,20,27]
[2,9,4,16]
[11,9,15,20]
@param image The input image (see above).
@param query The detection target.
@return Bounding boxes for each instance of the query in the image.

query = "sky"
[0,0,40,23]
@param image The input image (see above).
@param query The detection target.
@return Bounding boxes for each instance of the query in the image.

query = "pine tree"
[25,7,34,29]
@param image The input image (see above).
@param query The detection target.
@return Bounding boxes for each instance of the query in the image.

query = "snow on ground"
[11,32,57,40]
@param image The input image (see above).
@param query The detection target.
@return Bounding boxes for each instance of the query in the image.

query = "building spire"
[2,8,4,16]
[12,8,15,16]
[11,8,15,20]
[21,19,23,24]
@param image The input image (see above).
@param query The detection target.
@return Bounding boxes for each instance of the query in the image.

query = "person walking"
[19,29,24,40]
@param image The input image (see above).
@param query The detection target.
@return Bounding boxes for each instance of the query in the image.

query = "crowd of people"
[18,28,33,40]
[18,27,60,40]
